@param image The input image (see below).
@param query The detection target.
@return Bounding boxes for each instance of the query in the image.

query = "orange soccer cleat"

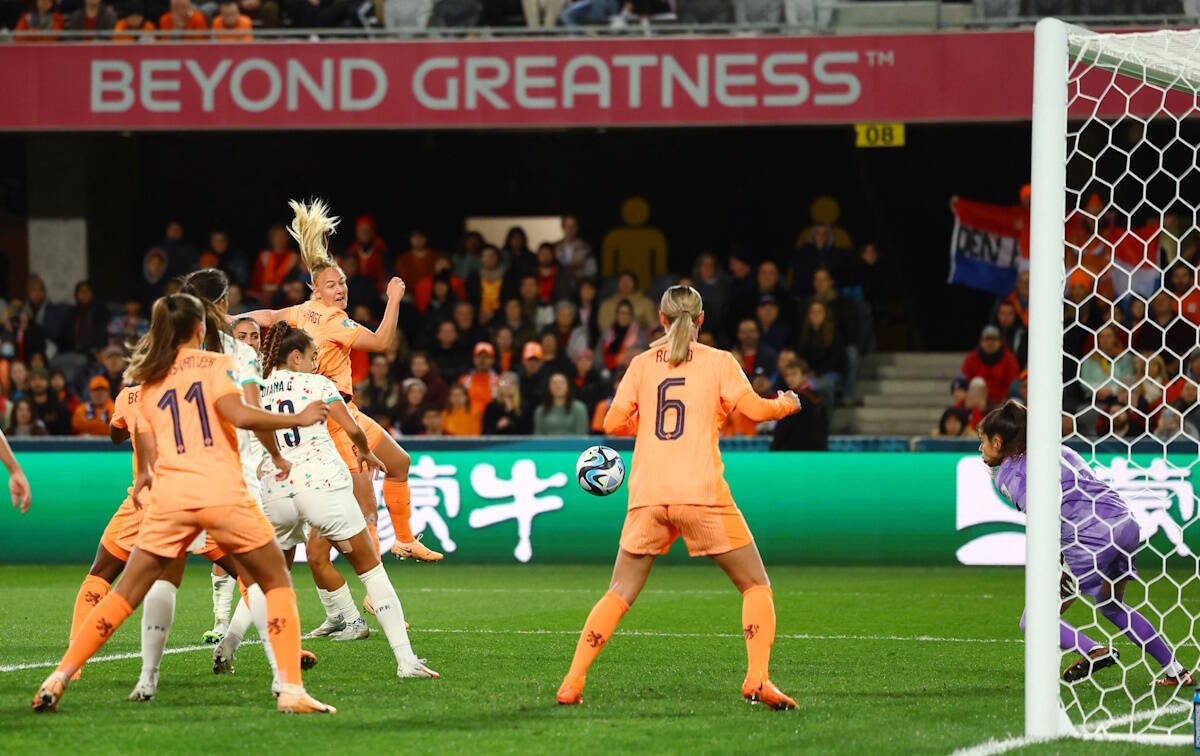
[32,671,69,713]
[742,676,797,711]
[277,686,336,714]
[1155,669,1195,689]
[556,680,583,706]
[391,535,443,562]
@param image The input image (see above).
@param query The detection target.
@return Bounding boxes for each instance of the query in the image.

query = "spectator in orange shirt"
[159,0,207,39]
[113,2,156,40]
[212,0,252,39]
[248,223,297,303]
[66,0,117,38]
[442,384,481,437]
[460,342,499,415]
[15,0,65,41]
[71,376,115,437]
[346,215,389,292]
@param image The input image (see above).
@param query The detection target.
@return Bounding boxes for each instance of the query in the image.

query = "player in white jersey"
[217,321,438,680]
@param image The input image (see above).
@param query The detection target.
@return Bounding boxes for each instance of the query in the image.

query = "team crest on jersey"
[341,318,357,329]
[226,369,237,383]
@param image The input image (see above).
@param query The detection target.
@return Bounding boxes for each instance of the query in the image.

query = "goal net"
[1028,19,1200,745]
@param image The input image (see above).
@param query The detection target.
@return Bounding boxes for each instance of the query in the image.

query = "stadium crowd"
[939,190,1200,442]
[1,208,893,448]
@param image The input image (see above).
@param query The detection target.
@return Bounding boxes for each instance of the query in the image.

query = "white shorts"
[262,485,366,550]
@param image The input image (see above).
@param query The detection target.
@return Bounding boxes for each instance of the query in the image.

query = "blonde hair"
[287,198,340,280]
[658,285,703,366]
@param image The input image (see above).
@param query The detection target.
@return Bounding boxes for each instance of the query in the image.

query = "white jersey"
[219,331,266,493]
[258,369,349,500]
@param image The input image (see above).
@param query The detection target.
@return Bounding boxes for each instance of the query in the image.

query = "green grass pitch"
[0,563,1189,754]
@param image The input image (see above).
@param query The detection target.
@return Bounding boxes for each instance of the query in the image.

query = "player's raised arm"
[0,428,31,513]
[240,307,292,331]
[350,276,405,353]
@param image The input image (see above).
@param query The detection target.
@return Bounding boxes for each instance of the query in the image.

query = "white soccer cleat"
[397,658,439,679]
[304,614,346,639]
[128,674,157,702]
[332,617,369,642]
[212,642,236,675]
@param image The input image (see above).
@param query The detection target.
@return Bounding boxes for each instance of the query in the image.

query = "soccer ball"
[575,445,625,496]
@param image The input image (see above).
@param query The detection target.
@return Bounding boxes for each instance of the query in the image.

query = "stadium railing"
[6,9,1199,41]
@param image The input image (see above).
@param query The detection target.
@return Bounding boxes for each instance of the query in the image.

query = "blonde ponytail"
[659,285,703,366]
[287,198,340,278]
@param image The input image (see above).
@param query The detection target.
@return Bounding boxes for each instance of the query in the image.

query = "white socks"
[328,583,361,624]
[1163,659,1185,677]
[140,579,177,685]
[358,563,415,664]
[211,572,235,627]
[223,593,254,653]
[247,583,278,680]
[316,587,337,620]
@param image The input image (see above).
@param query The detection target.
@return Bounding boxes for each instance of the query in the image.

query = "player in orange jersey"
[245,200,439,605]
[556,285,802,711]
[34,293,333,715]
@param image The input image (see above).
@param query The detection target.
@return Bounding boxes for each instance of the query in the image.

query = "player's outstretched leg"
[1095,596,1191,688]
[205,564,236,644]
[1018,609,1118,682]
[35,548,172,713]
[303,531,366,640]
[66,543,125,680]
[557,550,652,705]
[365,439,441,563]
[712,544,795,711]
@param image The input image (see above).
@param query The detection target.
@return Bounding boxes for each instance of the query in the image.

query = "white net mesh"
[1060,26,1200,740]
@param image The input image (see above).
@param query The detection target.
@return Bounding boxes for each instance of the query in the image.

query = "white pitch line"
[952,702,1192,755]
[0,629,1018,674]
[413,587,998,600]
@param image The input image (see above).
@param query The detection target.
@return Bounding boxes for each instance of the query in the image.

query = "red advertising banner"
[3,33,1188,130]
[0,32,1047,130]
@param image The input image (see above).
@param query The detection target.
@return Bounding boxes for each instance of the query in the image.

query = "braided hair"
[260,321,315,380]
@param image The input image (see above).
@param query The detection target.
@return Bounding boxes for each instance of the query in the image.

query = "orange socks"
[58,592,133,677]
[382,480,412,543]
[69,575,111,642]
[564,591,629,688]
[742,585,776,683]
[264,587,303,686]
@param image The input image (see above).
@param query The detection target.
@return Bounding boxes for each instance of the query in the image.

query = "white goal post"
[1029,18,1200,744]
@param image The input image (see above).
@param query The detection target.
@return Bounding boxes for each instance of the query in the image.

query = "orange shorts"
[329,402,386,470]
[135,500,274,560]
[619,504,754,558]
[99,496,144,563]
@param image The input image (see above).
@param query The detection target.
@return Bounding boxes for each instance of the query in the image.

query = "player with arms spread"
[557,285,802,710]
[33,293,333,714]
[979,400,1193,687]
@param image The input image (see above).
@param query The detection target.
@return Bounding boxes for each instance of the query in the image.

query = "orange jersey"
[135,348,249,511]
[286,300,362,396]
[606,341,790,509]
[112,385,142,483]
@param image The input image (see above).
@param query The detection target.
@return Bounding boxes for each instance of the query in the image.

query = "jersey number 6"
[655,378,685,441]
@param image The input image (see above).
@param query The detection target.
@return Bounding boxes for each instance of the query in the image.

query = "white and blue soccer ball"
[575,445,625,496]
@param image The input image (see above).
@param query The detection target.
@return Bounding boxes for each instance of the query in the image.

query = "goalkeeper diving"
[979,400,1193,687]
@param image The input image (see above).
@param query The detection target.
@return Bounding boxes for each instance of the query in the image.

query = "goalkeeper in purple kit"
[979,400,1193,688]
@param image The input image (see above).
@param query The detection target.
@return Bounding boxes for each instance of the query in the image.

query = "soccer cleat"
[741,677,797,710]
[397,658,440,679]
[304,614,346,639]
[202,623,227,644]
[32,671,68,713]
[391,535,443,562]
[1062,647,1119,683]
[556,681,583,705]
[1154,669,1195,688]
[213,642,236,675]
[301,649,318,670]
[332,617,369,642]
[128,675,157,702]
[276,686,336,714]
